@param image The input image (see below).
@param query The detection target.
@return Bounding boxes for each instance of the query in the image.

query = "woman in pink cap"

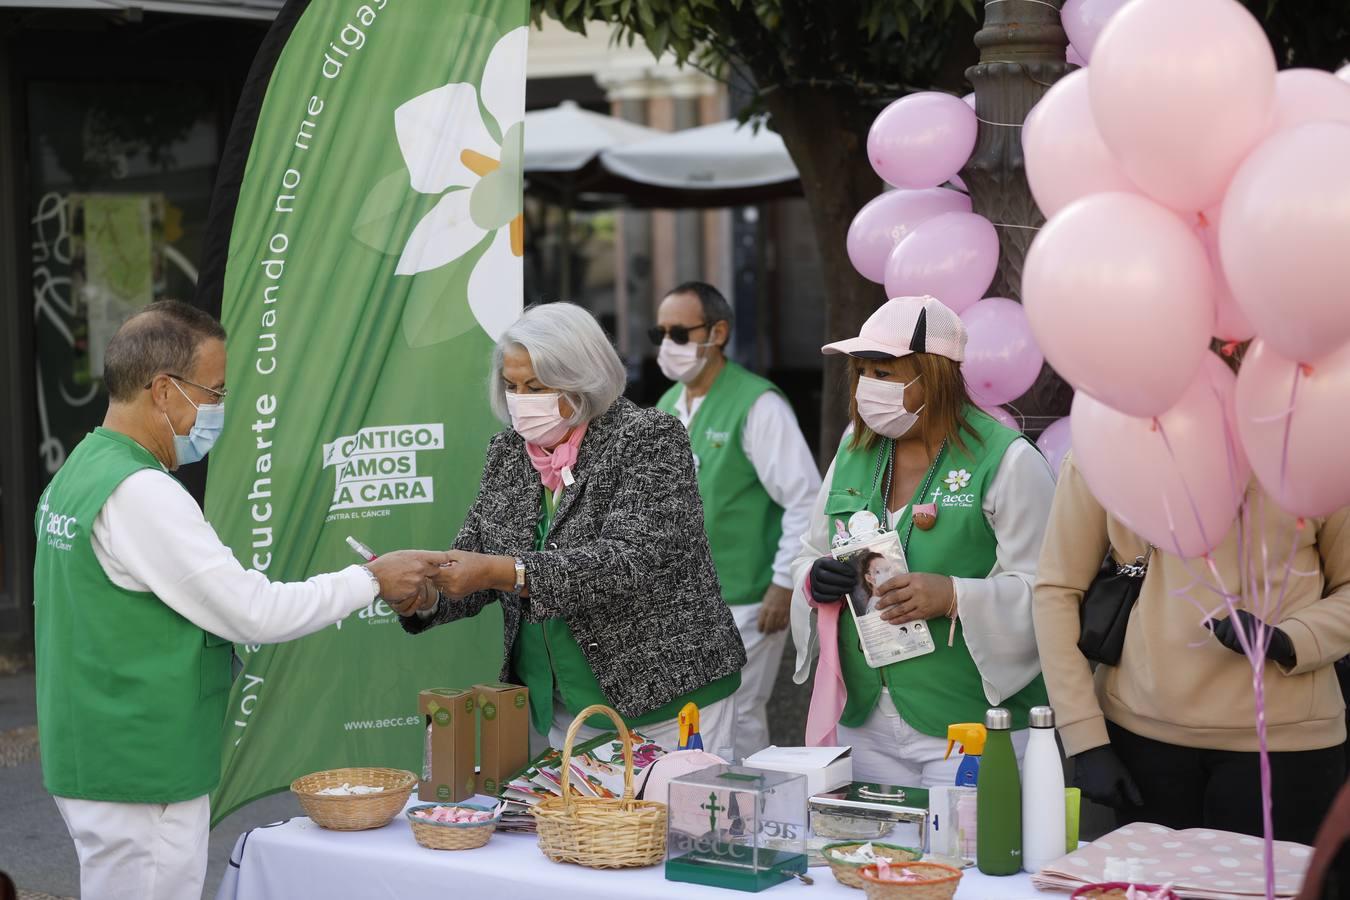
[788,295,1056,786]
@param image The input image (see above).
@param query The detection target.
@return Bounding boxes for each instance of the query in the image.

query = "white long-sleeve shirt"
[91,468,376,645]
[671,387,822,590]
[789,439,1056,705]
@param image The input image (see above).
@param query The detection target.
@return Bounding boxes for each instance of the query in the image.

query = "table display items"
[857,860,964,900]
[975,708,1022,876]
[289,766,417,831]
[406,800,503,851]
[809,781,930,865]
[943,723,986,787]
[664,764,810,892]
[1031,823,1313,898]
[474,683,530,796]
[420,688,478,802]
[1071,885,1179,900]
[822,841,922,889]
[742,745,853,795]
[531,704,668,869]
[927,785,977,868]
[1021,706,1067,873]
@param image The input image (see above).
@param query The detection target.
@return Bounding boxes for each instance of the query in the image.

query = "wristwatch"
[512,557,527,594]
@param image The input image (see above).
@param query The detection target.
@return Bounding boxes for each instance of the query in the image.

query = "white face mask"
[505,391,572,447]
[657,338,711,384]
[855,374,924,439]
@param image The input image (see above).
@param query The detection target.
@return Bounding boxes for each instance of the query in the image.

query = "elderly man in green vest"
[654,281,821,759]
[34,301,448,900]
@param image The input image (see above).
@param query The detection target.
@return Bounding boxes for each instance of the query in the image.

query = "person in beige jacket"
[1034,453,1350,845]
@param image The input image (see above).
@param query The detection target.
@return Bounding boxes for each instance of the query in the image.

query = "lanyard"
[871,437,948,555]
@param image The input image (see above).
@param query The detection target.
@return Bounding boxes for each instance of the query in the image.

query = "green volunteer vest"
[33,428,232,803]
[825,409,1047,738]
[513,488,740,736]
[656,361,784,606]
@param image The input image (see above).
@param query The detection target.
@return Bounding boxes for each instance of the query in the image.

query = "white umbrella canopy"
[523,100,662,173]
[599,118,799,193]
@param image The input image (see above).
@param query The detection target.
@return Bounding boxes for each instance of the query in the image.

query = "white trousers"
[549,694,737,760]
[54,793,210,900]
[729,602,789,760]
[838,690,1030,789]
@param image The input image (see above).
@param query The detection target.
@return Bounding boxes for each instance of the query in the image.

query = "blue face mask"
[165,379,225,466]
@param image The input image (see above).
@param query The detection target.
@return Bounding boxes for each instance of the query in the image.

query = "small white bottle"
[1021,706,1067,873]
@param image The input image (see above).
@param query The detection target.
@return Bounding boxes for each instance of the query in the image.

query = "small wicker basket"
[406,802,500,850]
[822,842,923,890]
[858,861,963,900]
[529,704,667,869]
[290,767,417,832]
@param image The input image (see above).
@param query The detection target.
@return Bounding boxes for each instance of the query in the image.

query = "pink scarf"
[804,579,848,747]
[525,423,587,492]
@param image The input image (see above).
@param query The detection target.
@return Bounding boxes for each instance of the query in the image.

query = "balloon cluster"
[848,88,1049,443]
[1021,0,1350,558]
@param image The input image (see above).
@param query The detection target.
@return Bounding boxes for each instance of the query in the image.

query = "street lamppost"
[962,0,1073,432]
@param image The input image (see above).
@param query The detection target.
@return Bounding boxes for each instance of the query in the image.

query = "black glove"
[1207,609,1296,668]
[1073,745,1143,810]
[809,557,857,602]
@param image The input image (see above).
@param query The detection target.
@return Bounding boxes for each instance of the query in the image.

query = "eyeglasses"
[145,373,228,403]
[647,322,710,347]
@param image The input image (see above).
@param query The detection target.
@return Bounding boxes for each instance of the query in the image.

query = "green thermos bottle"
[976,707,1022,876]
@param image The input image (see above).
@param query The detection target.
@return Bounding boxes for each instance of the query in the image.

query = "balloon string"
[989,222,1042,231]
[975,116,1026,128]
[983,0,1062,9]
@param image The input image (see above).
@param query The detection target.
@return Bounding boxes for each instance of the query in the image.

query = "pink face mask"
[855,374,924,439]
[505,391,572,447]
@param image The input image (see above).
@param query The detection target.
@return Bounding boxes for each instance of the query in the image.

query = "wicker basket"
[290,767,417,832]
[406,802,500,850]
[822,842,923,890]
[529,704,667,868]
[858,861,963,900]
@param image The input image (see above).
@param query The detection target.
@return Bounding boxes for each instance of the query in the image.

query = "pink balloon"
[1036,417,1073,477]
[980,405,1021,431]
[1066,45,1088,68]
[1089,0,1276,212]
[961,298,1044,407]
[1023,69,1136,217]
[882,212,998,313]
[962,92,975,109]
[1339,65,1350,84]
[868,92,978,190]
[1220,121,1350,362]
[1072,354,1249,558]
[1061,0,1132,62]
[845,188,972,283]
[1023,192,1214,417]
[1269,68,1350,134]
[1237,340,1350,518]
[1191,208,1254,342]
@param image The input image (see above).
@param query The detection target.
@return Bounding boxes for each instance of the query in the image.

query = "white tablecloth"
[216,799,1056,900]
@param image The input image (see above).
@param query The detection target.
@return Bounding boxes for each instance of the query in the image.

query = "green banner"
[201,0,527,823]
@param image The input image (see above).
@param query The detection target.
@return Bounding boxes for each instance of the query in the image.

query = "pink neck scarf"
[804,579,847,747]
[525,423,587,492]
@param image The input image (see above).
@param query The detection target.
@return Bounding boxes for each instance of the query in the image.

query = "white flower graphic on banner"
[944,469,972,492]
[389,25,526,341]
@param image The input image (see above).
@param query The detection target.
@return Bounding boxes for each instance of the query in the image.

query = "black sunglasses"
[647,322,711,347]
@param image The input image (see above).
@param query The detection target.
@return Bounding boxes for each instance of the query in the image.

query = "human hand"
[365,550,452,605]
[809,557,857,603]
[873,572,955,625]
[387,577,439,617]
[429,550,516,599]
[1073,745,1143,810]
[1207,609,1296,668]
[757,584,792,633]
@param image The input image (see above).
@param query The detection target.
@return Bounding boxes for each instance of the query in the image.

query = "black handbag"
[1077,546,1153,666]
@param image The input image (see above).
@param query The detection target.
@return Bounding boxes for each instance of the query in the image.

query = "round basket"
[290,767,417,832]
[529,704,667,869]
[858,861,963,900]
[1070,884,1178,900]
[822,842,923,890]
[406,802,500,851]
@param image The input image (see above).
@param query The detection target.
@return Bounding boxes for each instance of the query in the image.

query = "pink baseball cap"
[822,295,967,362]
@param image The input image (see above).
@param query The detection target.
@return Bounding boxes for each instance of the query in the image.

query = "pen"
[346,536,377,561]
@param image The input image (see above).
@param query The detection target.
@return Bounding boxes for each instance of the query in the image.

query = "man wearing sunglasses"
[654,281,821,759]
[33,301,449,900]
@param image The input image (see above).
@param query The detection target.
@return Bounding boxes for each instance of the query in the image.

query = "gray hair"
[489,302,627,427]
[103,300,227,402]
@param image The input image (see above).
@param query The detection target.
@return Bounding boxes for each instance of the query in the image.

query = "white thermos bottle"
[1021,706,1067,873]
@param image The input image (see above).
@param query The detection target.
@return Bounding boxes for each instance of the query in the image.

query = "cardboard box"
[419,688,477,803]
[742,745,853,796]
[474,682,529,796]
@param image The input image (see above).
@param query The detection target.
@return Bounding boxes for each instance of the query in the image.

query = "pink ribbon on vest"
[525,423,587,492]
[804,578,848,747]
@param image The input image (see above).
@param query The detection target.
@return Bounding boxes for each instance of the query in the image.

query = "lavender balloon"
[1035,417,1073,478]
[980,405,1021,432]
[961,298,1045,407]
[868,92,977,190]
[1061,0,1133,62]
[882,211,998,314]
[846,188,972,284]
[1067,45,1088,68]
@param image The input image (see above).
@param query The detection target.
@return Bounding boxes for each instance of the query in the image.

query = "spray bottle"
[945,723,987,787]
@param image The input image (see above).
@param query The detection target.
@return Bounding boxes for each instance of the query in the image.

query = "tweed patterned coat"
[402,397,747,719]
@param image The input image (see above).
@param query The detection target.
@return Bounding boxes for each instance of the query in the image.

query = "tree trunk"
[763,87,885,462]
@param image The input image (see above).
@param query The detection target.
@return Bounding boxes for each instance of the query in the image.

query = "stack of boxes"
[418,683,529,802]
